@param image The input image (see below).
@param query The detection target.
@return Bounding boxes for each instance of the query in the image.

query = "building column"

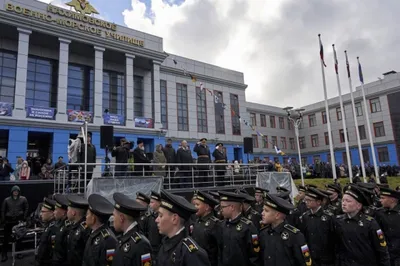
[152,60,162,129]
[56,38,71,122]
[13,28,32,118]
[125,54,135,127]
[94,46,105,124]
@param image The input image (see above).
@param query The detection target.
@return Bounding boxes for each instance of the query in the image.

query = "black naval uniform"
[254,202,264,214]
[191,211,219,266]
[67,219,91,266]
[147,211,162,260]
[36,219,57,266]
[193,140,211,187]
[52,194,72,266]
[375,188,400,266]
[112,192,153,266]
[36,198,58,266]
[82,194,118,266]
[334,185,390,266]
[158,189,210,266]
[326,199,342,215]
[212,145,227,187]
[244,206,262,231]
[52,218,71,266]
[259,194,312,266]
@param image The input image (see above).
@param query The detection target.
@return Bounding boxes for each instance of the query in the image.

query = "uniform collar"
[310,206,322,216]
[345,211,362,221]
[124,221,138,235]
[244,206,252,216]
[162,227,186,252]
[268,221,285,234]
[228,213,242,224]
[387,203,400,212]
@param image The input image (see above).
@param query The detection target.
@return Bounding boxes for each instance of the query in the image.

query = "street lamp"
[284,106,305,186]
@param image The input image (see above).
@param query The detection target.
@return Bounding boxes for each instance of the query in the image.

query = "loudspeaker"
[100,125,114,149]
[243,137,253,154]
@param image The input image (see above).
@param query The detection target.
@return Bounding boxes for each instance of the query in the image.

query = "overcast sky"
[41,0,400,108]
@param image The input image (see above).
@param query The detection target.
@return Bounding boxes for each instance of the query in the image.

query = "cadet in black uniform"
[156,189,210,266]
[212,143,227,186]
[325,183,342,215]
[83,194,118,266]
[148,191,163,262]
[208,191,223,219]
[276,189,301,228]
[193,138,211,187]
[52,194,71,266]
[66,194,91,266]
[36,198,58,266]
[334,185,390,266]
[136,192,151,236]
[259,193,312,266]
[254,187,268,214]
[375,187,400,266]
[296,185,308,215]
[190,190,220,266]
[112,192,153,266]
[217,191,260,266]
[299,188,335,266]
[236,188,262,231]
[357,182,382,216]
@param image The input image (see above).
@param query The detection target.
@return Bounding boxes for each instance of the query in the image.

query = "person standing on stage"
[212,143,227,187]
[194,138,211,187]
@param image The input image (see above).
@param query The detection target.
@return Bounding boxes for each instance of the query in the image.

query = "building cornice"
[0,116,163,136]
[160,66,248,90]
[0,11,168,63]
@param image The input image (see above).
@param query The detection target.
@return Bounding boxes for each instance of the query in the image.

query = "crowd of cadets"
[30,180,400,266]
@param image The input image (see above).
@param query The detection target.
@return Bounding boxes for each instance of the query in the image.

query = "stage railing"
[53,162,263,194]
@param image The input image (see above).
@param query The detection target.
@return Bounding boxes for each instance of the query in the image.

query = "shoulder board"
[364,215,374,221]
[80,221,88,229]
[209,216,220,222]
[65,220,71,227]
[284,224,299,234]
[251,209,260,216]
[336,214,345,219]
[101,228,110,239]
[182,237,199,253]
[49,221,56,227]
[131,232,142,243]
[328,205,337,210]
[323,209,334,216]
[145,211,151,217]
[240,217,252,225]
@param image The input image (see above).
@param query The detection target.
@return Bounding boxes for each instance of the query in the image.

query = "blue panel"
[8,127,28,166]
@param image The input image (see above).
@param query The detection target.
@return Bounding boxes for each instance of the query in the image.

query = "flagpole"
[345,51,367,182]
[318,34,337,181]
[357,57,380,183]
[332,44,353,183]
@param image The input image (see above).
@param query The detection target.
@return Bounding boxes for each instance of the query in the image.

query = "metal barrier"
[53,162,263,194]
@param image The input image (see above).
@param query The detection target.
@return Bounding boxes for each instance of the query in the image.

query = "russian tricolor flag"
[141,253,151,263]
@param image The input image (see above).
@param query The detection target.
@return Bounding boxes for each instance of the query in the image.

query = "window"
[322,111,327,124]
[252,134,258,148]
[262,136,268,148]
[0,51,17,104]
[134,75,144,117]
[230,94,241,135]
[270,116,276,128]
[260,114,266,127]
[67,64,94,111]
[214,91,225,134]
[374,121,385,137]
[250,113,257,126]
[309,114,317,127]
[26,56,58,108]
[102,70,125,115]
[336,107,342,121]
[362,149,370,163]
[281,137,287,149]
[160,80,168,129]
[289,138,295,150]
[279,117,285,129]
[299,137,306,149]
[324,132,329,145]
[271,136,277,146]
[288,118,293,130]
[311,134,319,147]
[339,129,345,143]
[177,83,188,131]
[355,102,363,116]
[358,125,366,140]
[342,152,352,165]
[370,98,381,113]
[377,147,389,162]
[196,87,207,133]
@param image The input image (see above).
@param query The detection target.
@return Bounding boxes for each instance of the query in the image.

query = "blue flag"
[358,61,364,84]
